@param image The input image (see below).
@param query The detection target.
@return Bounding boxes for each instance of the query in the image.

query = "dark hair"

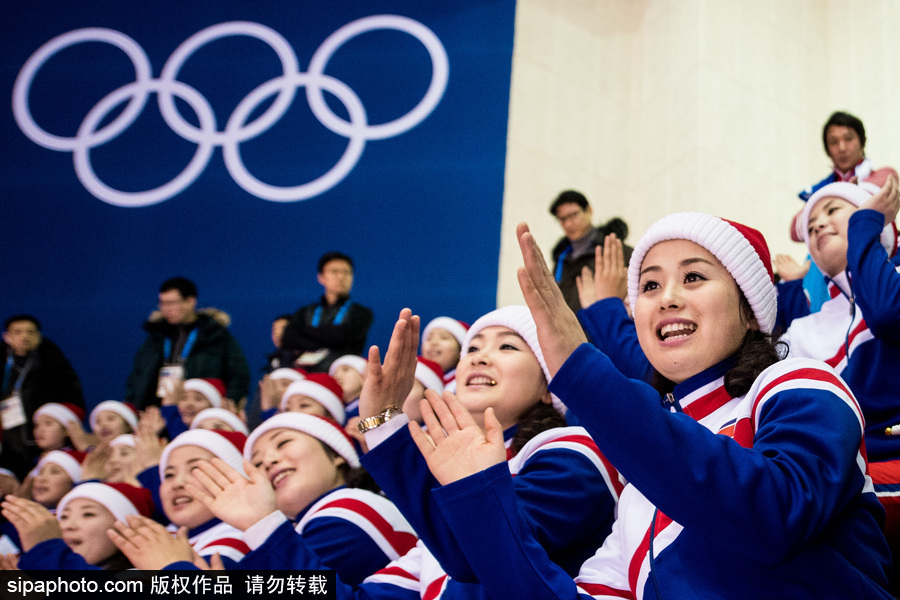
[599,217,628,241]
[4,314,41,332]
[317,252,354,274]
[723,330,787,397]
[320,443,381,494]
[159,277,197,299]
[822,111,866,154]
[511,401,567,456]
[549,190,589,217]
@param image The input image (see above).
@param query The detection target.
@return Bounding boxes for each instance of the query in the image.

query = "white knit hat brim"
[328,356,367,377]
[280,380,345,425]
[423,317,468,347]
[33,403,80,427]
[57,482,139,524]
[37,451,82,484]
[90,400,137,431]
[244,412,360,469]
[183,379,223,408]
[189,408,250,435]
[269,368,306,382]
[159,429,246,479]
[627,212,777,334]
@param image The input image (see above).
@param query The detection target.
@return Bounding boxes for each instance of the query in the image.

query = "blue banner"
[0,1,515,405]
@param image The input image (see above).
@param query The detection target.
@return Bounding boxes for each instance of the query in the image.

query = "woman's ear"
[539,387,553,406]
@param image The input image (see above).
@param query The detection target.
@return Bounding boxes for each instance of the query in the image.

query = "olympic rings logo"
[12,16,449,207]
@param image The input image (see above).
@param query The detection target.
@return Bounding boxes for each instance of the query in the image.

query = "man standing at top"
[549,190,634,314]
[0,314,84,479]
[279,252,373,374]
[124,277,250,410]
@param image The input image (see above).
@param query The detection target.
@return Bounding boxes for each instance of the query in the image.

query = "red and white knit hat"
[159,429,247,479]
[57,482,154,523]
[183,378,226,408]
[33,403,84,427]
[244,412,360,469]
[798,181,898,262]
[36,449,86,483]
[423,317,470,347]
[89,401,138,431]
[280,373,345,424]
[415,357,445,393]
[269,367,307,382]
[190,407,249,435]
[460,305,565,415]
[328,355,368,378]
[627,212,777,334]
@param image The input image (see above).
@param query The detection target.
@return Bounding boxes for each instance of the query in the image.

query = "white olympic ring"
[12,16,449,207]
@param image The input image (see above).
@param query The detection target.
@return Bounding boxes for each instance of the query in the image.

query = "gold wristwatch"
[357,406,403,434]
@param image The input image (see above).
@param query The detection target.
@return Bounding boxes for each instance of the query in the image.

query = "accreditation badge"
[157,364,185,398]
[0,393,27,429]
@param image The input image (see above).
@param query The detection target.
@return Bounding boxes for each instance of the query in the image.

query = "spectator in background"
[279,252,373,374]
[786,111,899,315]
[124,277,250,411]
[0,315,84,480]
[549,190,634,314]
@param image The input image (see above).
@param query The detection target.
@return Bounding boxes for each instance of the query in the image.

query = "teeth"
[660,323,696,340]
[468,376,496,386]
[272,470,293,486]
[173,497,192,506]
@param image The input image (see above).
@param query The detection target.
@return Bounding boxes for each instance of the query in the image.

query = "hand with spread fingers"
[860,175,900,225]
[108,515,193,569]
[409,389,505,486]
[185,458,276,532]
[358,308,420,419]
[773,254,810,282]
[0,495,62,552]
[577,233,628,309]
[516,222,587,377]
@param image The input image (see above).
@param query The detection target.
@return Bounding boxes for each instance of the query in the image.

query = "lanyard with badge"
[1,353,35,430]
[156,329,198,398]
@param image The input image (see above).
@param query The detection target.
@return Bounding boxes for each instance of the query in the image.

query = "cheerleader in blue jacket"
[413,216,891,599]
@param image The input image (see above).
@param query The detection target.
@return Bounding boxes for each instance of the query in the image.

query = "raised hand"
[0,495,62,552]
[64,420,96,452]
[185,458,276,532]
[133,422,166,473]
[860,175,900,226]
[137,405,166,438]
[79,443,111,481]
[516,222,587,377]
[773,254,810,282]
[0,554,19,570]
[358,308,420,418]
[409,390,505,486]
[108,515,193,569]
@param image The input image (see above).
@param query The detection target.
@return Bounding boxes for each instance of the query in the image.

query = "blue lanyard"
[312,301,352,327]
[3,353,36,395]
[554,246,572,282]
[163,328,199,364]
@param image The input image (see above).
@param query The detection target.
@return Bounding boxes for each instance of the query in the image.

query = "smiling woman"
[417,216,893,599]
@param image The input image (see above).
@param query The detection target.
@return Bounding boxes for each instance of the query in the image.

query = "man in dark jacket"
[279,252,373,374]
[549,190,634,314]
[124,277,250,410]
[1,314,84,479]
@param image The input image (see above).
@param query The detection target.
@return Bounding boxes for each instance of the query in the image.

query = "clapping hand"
[185,458,277,532]
[409,390,506,486]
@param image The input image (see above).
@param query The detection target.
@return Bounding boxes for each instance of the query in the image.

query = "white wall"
[497,0,900,306]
